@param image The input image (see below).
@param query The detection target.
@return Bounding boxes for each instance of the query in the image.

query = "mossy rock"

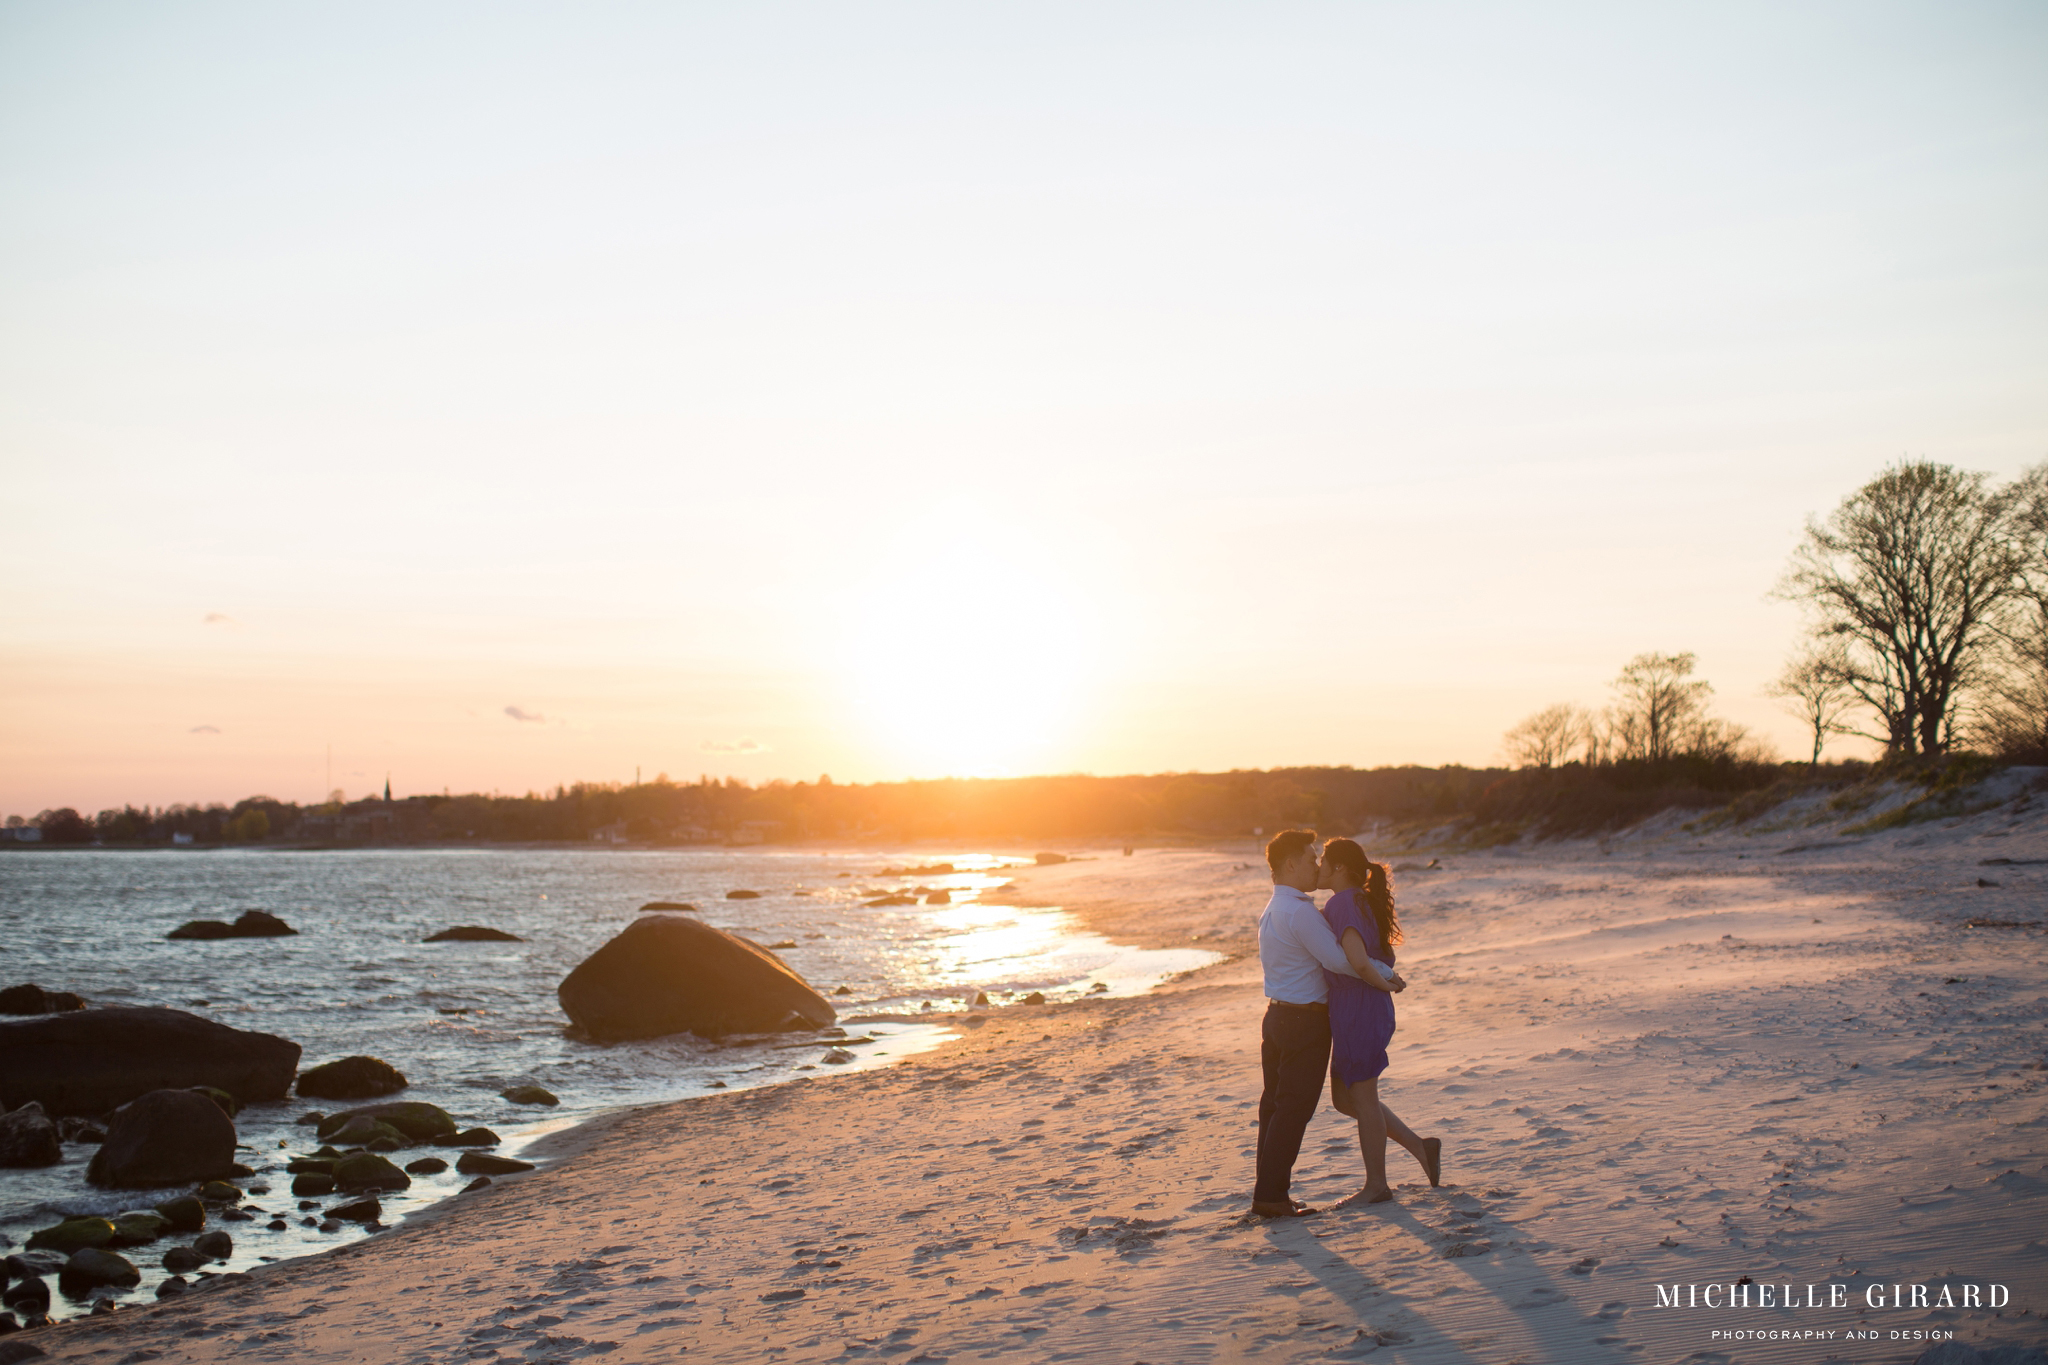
[284,1156,335,1175]
[109,1212,170,1247]
[59,1247,140,1291]
[26,1217,117,1254]
[500,1085,559,1107]
[403,1156,448,1175]
[442,1127,500,1147]
[292,1172,336,1196]
[316,1102,455,1143]
[324,1116,411,1149]
[331,1151,411,1193]
[153,1195,205,1231]
[198,1181,242,1202]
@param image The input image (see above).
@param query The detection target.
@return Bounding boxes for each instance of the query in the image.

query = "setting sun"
[832,520,1098,776]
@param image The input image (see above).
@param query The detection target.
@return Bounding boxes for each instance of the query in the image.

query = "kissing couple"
[1251,829,1441,1218]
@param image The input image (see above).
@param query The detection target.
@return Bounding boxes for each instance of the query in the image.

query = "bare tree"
[1607,652,1713,761]
[1503,703,1592,768]
[1972,462,2048,758]
[1768,647,1862,764]
[1776,461,2028,758]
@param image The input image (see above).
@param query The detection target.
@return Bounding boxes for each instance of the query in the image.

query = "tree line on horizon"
[1503,459,2048,772]
[15,461,2039,850]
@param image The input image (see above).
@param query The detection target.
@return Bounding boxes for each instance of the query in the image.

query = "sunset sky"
[3,1,2045,815]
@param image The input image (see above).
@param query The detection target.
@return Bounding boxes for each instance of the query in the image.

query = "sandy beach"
[21,789,2048,1365]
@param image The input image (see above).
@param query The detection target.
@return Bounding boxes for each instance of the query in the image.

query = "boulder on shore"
[0,1102,61,1167]
[166,909,297,940]
[0,1007,299,1118]
[422,925,524,943]
[87,1089,237,1188]
[295,1056,406,1100]
[59,1248,139,1292]
[0,984,85,1015]
[557,914,836,1042]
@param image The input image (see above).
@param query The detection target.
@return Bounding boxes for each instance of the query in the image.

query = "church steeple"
[383,775,391,803]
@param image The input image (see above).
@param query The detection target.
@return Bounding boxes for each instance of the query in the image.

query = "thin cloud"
[202,612,236,626]
[190,725,221,734]
[701,737,769,754]
[505,706,546,723]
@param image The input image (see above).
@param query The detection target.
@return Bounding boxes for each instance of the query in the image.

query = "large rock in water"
[0,1007,300,1117]
[557,914,836,1041]
[87,1089,236,1188]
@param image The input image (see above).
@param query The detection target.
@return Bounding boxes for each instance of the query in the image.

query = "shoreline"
[25,828,2048,1364]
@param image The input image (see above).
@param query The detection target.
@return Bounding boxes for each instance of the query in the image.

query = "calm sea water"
[0,847,1215,1318]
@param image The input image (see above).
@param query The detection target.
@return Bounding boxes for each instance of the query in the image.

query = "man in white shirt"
[1251,828,1362,1217]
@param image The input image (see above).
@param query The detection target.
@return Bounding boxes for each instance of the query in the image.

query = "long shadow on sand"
[1257,1193,1624,1363]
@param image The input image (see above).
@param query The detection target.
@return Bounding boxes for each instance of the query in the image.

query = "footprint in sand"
[1510,1286,1567,1307]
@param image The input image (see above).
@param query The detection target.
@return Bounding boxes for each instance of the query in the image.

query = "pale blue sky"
[3,1,2044,809]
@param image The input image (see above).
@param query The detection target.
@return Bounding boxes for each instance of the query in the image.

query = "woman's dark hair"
[1321,837,1402,956]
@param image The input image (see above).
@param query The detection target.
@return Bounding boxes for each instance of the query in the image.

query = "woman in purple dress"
[1317,838,1440,1202]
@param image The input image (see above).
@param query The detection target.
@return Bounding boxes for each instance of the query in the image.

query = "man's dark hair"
[1265,828,1317,878]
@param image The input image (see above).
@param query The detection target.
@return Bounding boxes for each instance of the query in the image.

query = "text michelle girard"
[1654,1281,2011,1310]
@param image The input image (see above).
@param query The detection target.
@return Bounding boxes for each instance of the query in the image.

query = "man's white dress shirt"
[1258,885,1359,1005]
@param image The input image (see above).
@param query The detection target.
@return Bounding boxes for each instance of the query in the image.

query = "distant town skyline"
[4,2,2045,813]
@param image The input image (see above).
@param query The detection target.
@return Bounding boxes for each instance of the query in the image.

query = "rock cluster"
[165,910,297,940]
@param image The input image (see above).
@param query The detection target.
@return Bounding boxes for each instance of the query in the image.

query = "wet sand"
[26,788,2048,1365]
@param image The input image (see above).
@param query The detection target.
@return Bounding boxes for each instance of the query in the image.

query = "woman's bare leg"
[1345,1078,1393,1201]
[1378,1102,1437,1183]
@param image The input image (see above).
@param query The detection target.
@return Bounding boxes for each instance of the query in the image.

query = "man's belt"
[1267,998,1328,1012]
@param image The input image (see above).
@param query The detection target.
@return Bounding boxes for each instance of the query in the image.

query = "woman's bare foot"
[1337,1184,1395,1207]
[1421,1137,1442,1187]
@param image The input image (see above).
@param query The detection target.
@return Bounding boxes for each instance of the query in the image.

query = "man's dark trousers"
[1253,1000,1331,1205]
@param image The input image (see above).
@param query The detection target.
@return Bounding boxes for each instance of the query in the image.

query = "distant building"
[592,821,629,845]
[0,826,42,843]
